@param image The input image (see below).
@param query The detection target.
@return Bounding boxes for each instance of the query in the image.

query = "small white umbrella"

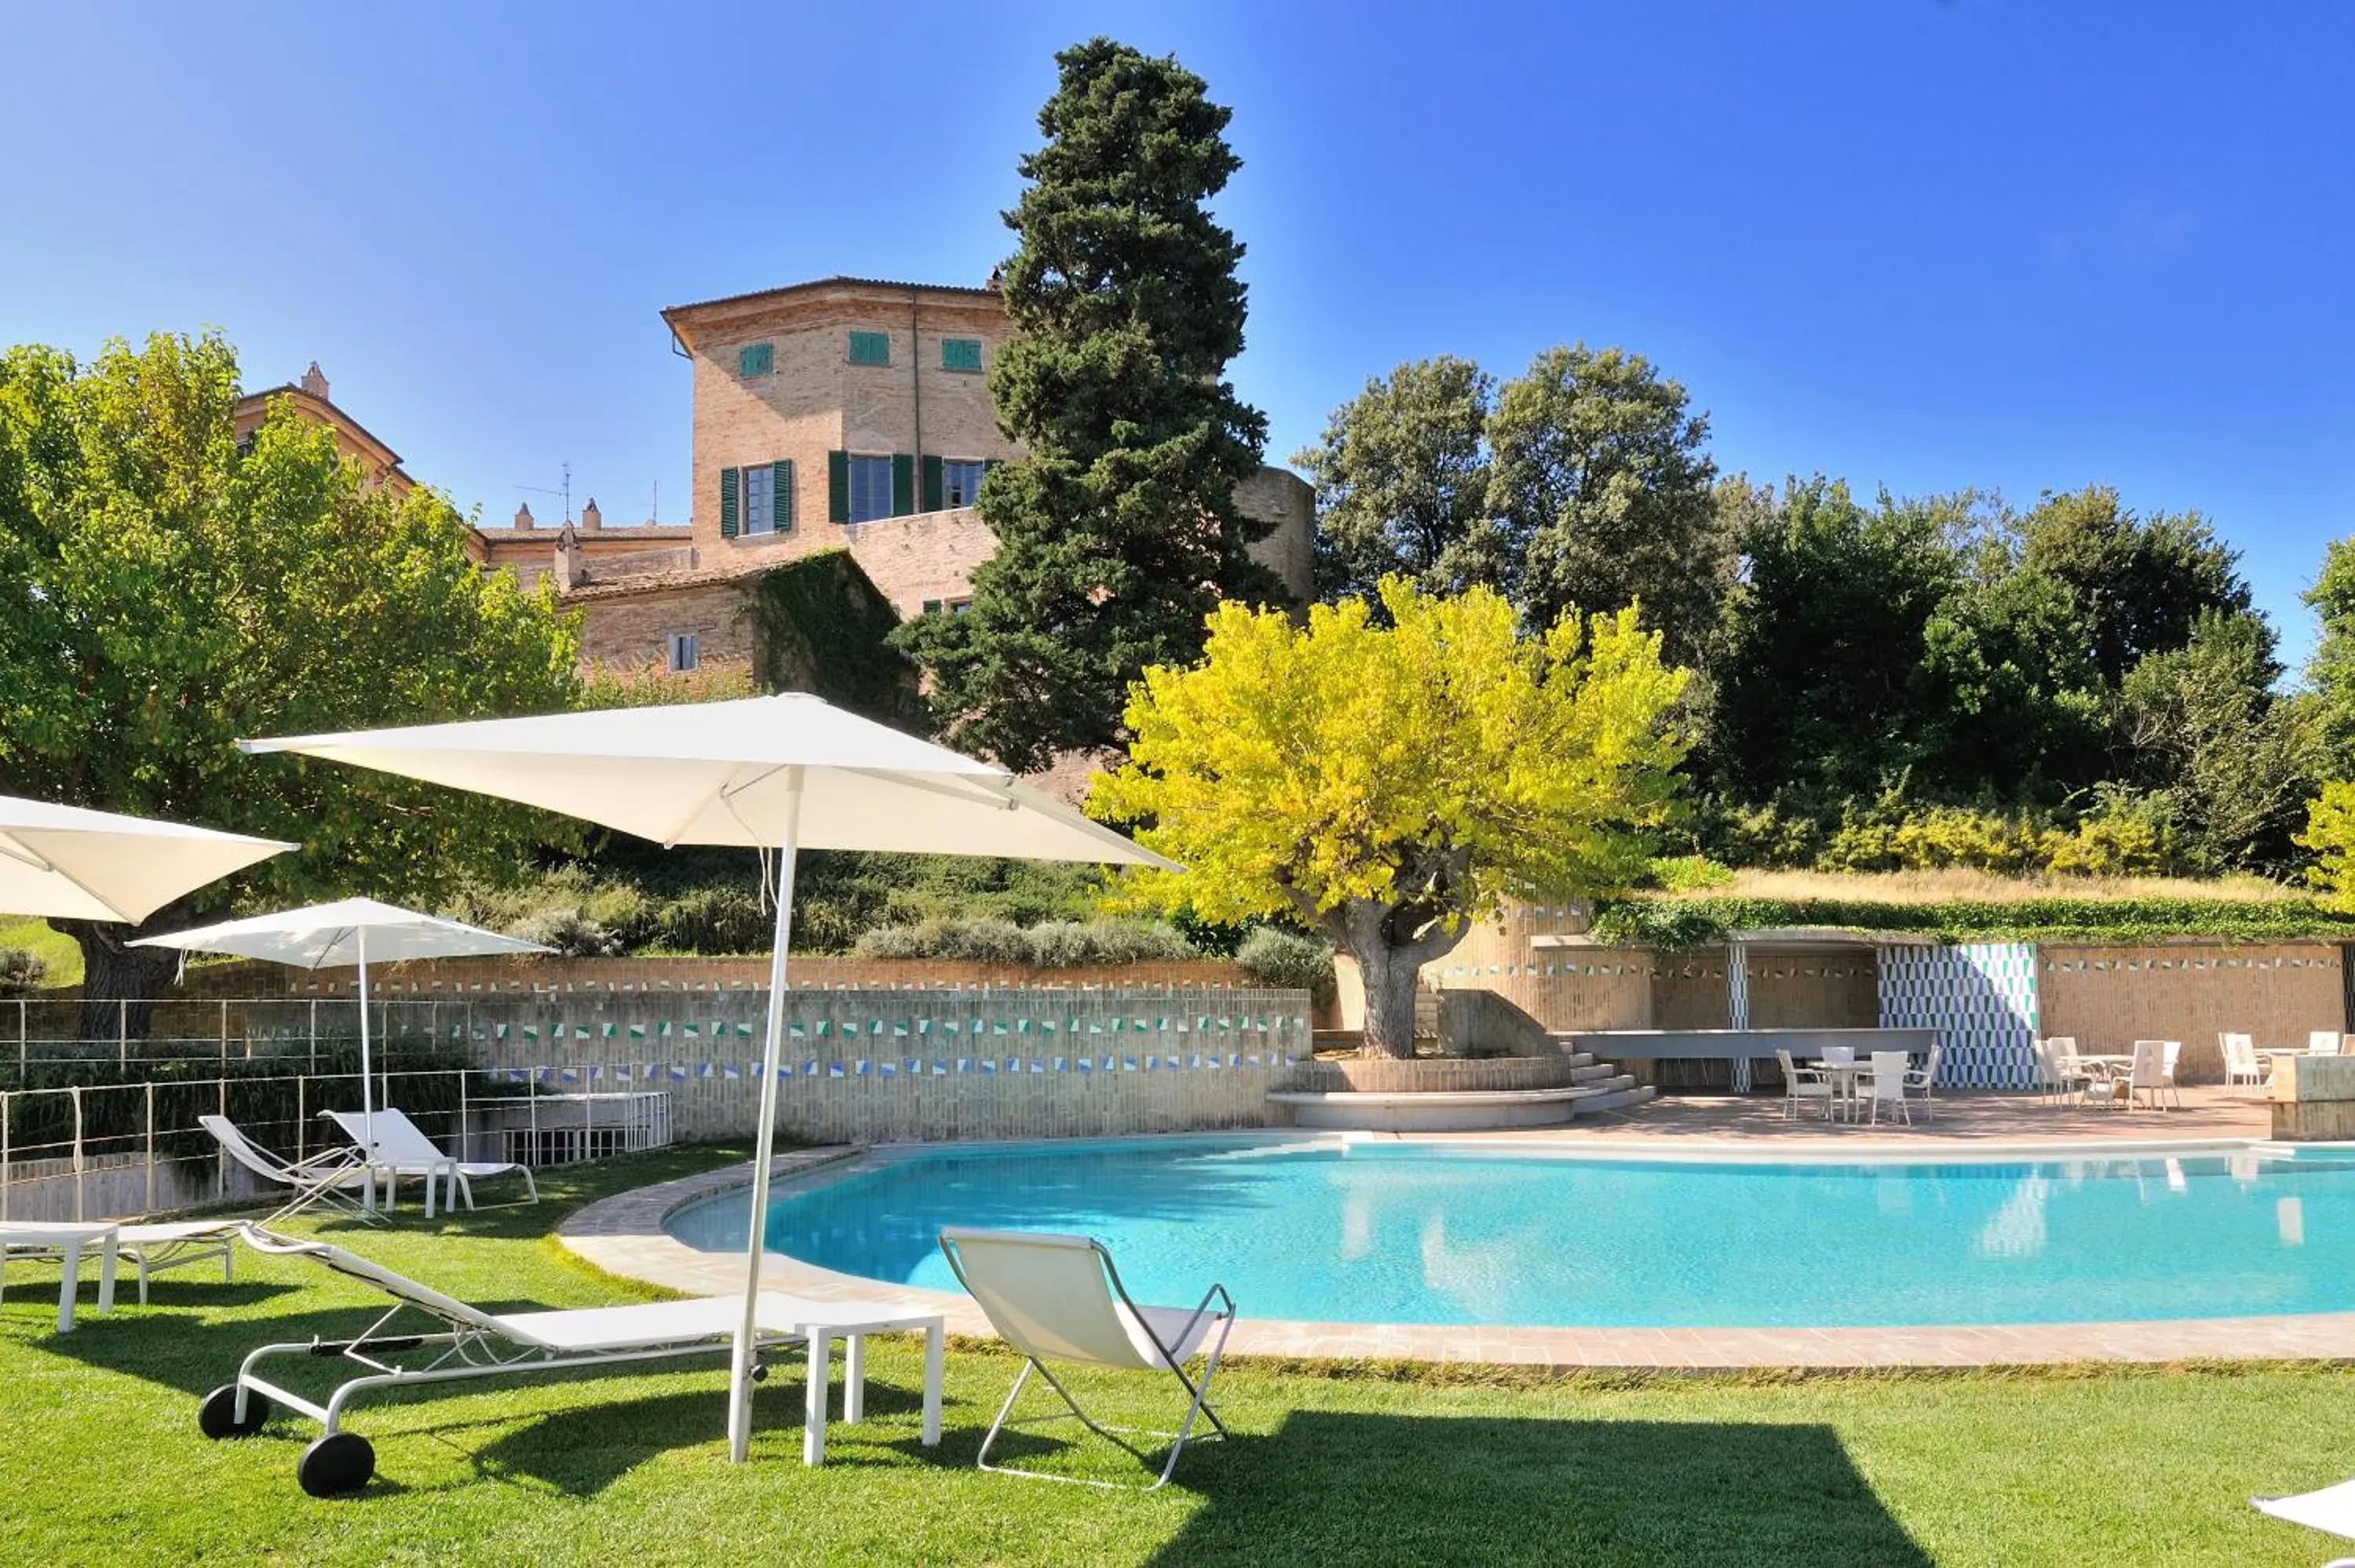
[0,793,293,922]
[134,898,550,1192]
[240,692,1179,1460]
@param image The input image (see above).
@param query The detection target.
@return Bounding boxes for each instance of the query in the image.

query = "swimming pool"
[663,1139,2355,1329]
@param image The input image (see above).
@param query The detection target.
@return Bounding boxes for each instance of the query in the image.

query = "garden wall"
[2037,942,2346,1082]
[466,983,1311,1143]
[150,953,1251,997]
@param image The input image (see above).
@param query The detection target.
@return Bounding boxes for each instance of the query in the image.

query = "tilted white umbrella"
[0,793,293,922]
[134,899,550,1196]
[239,692,1179,1460]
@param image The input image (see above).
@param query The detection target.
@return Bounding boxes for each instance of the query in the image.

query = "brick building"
[508,275,1314,678]
[233,362,414,498]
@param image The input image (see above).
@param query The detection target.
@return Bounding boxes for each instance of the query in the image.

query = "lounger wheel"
[198,1384,272,1439]
[297,1432,375,1497]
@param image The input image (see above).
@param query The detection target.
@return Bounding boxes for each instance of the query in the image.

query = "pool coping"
[558,1132,2355,1370]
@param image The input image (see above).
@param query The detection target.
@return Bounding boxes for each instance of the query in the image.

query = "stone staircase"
[1269,1045,1653,1130]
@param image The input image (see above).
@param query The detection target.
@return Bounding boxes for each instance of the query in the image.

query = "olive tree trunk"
[56,914,188,1044]
[1320,895,1473,1060]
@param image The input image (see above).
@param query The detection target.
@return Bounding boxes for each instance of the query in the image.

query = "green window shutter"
[920,454,944,512]
[940,337,982,372]
[771,458,794,532]
[848,330,889,366]
[718,465,739,538]
[737,342,772,377]
[827,451,849,523]
[922,599,943,615]
[891,454,915,516]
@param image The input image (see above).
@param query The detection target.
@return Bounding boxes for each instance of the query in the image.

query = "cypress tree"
[895,37,1276,771]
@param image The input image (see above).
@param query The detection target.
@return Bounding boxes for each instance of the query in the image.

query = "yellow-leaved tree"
[1089,578,1690,1058]
[2297,782,2355,909]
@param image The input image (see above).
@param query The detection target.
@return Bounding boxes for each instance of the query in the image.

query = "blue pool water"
[663,1140,2355,1328]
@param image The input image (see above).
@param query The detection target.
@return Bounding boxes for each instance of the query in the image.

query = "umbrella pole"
[729,768,803,1464]
[357,928,377,1213]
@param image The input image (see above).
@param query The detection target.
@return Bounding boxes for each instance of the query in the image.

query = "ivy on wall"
[1589,895,2355,950]
[749,549,928,731]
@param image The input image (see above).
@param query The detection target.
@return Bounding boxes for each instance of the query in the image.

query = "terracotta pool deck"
[560,1089,2355,1373]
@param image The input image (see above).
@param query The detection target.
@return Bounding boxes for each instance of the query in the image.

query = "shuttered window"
[769,458,794,533]
[827,450,850,523]
[718,465,739,538]
[920,454,944,512]
[848,455,894,523]
[741,464,773,534]
[847,330,890,366]
[736,341,773,377]
[890,453,915,516]
[940,337,982,372]
[941,459,988,508]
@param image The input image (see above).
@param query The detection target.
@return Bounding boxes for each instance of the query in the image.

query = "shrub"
[507,907,622,958]
[2048,799,2176,878]
[0,946,46,999]
[655,885,773,954]
[1646,855,1735,892]
[1234,927,1337,1007]
[850,916,1197,968]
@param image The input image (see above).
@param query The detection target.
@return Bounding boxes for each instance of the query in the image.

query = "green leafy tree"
[894,37,1277,771]
[1710,478,1966,803]
[1090,578,1689,1058]
[2302,534,2355,774]
[1296,356,1512,606]
[0,333,579,1032]
[2016,485,2251,686]
[2114,610,2320,873]
[2298,781,2355,910]
[1488,345,1729,669]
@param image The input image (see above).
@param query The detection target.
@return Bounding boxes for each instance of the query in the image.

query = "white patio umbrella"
[0,793,293,922]
[133,898,550,1196]
[239,692,1181,1460]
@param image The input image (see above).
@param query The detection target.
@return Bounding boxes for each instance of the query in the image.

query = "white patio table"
[785,1298,947,1466]
[0,1222,120,1332]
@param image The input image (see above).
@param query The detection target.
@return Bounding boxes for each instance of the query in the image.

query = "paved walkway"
[560,1091,2349,1371]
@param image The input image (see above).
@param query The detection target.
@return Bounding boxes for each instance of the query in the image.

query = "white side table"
[756,1297,947,1466]
[0,1222,121,1333]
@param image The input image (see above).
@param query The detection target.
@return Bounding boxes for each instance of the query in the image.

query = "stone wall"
[568,578,756,673]
[2039,941,2346,1083]
[466,983,1309,1143]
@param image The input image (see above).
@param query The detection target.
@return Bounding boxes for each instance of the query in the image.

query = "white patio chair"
[2120,1040,2181,1110]
[1860,1051,1912,1125]
[2313,1030,2346,1056]
[199,1115,374,1222]
[1901,1045,1941,1121]
[2220,1033,2266,1095]
[938,1227,1234,1491]
[203,1226,863,1497]
[2041,1037,2099,1105]
[1775,1049,1837,1121]
[320,1107,537,1215]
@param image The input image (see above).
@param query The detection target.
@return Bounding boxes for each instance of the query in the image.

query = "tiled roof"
[662,274,999,321]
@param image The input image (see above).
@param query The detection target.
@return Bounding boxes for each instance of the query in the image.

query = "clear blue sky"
[6,3,2350,663]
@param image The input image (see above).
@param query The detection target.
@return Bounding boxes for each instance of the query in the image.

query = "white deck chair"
[199,1115,374,1222]
[2255,1479,2355,1566]
[2221,1033,2266,1095]
[1775,1049,1836,1121]
[939,1227,1234,1491]
[1861,1051,1912,1125]
[5,1219,239,1307]
[320,1107,537,1214]
[202,1226,826,1497]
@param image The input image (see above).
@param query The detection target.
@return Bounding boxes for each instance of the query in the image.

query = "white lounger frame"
[940,1227,1234,1491]
[219,1226,803,1490]
[319,1107,540,1215]
[199,1116,377,1225]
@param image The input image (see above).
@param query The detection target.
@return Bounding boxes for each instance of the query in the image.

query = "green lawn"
[2,1145,2350,1566]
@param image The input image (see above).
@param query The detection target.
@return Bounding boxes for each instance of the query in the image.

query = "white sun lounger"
[2255,1479,2355,1565]
[319,1106,538,1216]
[203,1226,934,1497]
[199,1115,374,1222]
[939,1227,1234,1490]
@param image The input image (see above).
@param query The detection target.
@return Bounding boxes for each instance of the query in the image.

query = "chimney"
[513,501,535,531]
[299,361,330,401]
[554,521,583,588]
[579,497,602,531]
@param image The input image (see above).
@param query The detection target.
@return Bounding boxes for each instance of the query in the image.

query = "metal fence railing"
[0,1064,673,1225]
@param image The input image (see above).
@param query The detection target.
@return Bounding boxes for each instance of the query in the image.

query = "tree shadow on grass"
[1146,1411,1931,1568]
